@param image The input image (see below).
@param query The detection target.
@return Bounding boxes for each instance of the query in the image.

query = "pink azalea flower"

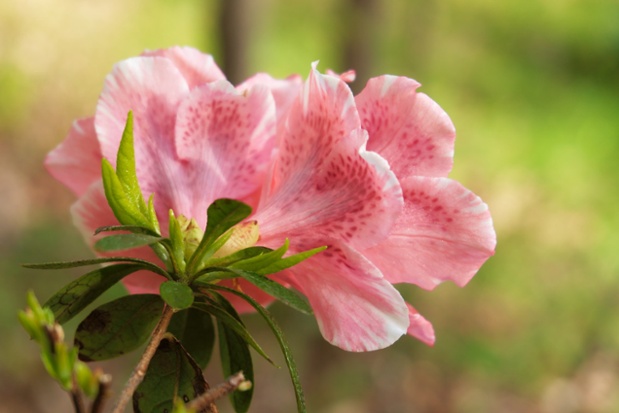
[46,47,495,352]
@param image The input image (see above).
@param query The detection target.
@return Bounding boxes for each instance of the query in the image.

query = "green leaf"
[234,270,312,315]
[44,264,145,324]
[116,111,149,217]
[168,210,187,274]
[217,319,254,413]
[207,285,307,413]
[229,239,289,272]
[257,245,327,275]
[193,296,273,364]
[202,246,272,268]
[133,334,208,413]
[160,281,194,310]
[167,308,215,369]
[93,224,160,237]
[74,294,164,361]
[94,233,162,252]
[187,199,252,274]
[101,159,151,229]
[23,257,170,279]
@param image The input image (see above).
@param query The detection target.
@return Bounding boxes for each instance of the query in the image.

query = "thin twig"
[186,371,250,412]
[70,376,87,413]
[110,304,174,413]
[90,373,112,413]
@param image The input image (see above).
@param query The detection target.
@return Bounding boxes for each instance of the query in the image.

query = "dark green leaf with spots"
[74,294,164,361]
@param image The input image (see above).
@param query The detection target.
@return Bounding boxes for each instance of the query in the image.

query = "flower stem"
[110,304,174,413]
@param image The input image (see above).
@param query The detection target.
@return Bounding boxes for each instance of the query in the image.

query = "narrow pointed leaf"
[116,111,149,217]
[193,297,273,364]
[202,246,272,268]
[258,246,327,275]
[187,199,251,273]
[23,257,169,278]
[234,270,312,315]
[133,335,208,413]
[94,225,160,237]
[229,239,289,272]
[94,233,162,252]
[101,159,151,228]
[217,320,254,413]
[44,264,144,324]
[206,284,306,413]
[168,210,187,273]
[168,308,215,369]
[160,281,194,310]
[74,294,164,361]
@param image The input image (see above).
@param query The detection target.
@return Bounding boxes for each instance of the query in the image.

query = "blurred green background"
[1,0,618,412]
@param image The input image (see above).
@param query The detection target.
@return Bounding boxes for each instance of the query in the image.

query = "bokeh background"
[1,0,618,412]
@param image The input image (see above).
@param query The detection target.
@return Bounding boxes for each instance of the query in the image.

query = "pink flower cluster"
[46,47,495,351]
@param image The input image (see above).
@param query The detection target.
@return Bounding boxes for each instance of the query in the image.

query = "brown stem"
[70,378,87,413]
[110,305,174,413]
[186,371,249,412]
[90,373,112,413]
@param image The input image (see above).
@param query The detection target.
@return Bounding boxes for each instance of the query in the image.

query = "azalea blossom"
[46,46,495,352]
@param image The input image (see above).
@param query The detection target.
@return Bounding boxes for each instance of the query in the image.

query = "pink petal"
[71,181,164,295]
[174,80,276,227]
[280,240,409,351]
[406,303,435,346]
[356,76,455,179]
[95,56,190,220]
[45,117,102,196]
[141,46,226,88]
[326,69,356,83]
[237,73,303,123]
[255,66,403,250]
[364,176,496,290]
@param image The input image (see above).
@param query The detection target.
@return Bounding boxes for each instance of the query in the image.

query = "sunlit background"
[2,0,618,412]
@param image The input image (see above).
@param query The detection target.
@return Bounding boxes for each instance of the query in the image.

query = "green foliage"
[167,308,216,369]
[160,281,195,310]
[94,233,163,252]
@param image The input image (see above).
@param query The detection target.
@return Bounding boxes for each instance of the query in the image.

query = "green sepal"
[94,233,163,252]
[257,245,327,275]
[193,295,273,365]
[133,334,207,413]
[206,284,307,413]
[23,257,170,279]
[217,318,254,413]
[168,210,187,274]
[44,263,145,324]
[74,294,164,361]
[187,199,252,274]
[160,281,194,310]
[167,308,215,369]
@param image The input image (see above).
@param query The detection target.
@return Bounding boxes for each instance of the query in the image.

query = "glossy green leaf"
[160,281,194,310]
[94,233,162,252]
[207,285,306,413]
[23,257,170,278]
[74,294,164,361]
[187,199,252,274]
[193,297,273,364]
[167,308,215,369]
[257,245,327,275]
[44,264,144,324]
[133,334,207,413]
[217,319,254,413]
[93,224,160,237]
[101,159,150,229]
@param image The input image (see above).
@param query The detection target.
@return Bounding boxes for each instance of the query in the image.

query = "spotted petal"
[281,240,409,351]
[364,176,496,290]
[356,76,455,179]
[45,117,102,197]
[255,66,403,250]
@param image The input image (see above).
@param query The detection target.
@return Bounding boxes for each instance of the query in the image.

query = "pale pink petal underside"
[95,56,190,220]
[45,117,102,197]
[71,181,164,295]
[364,176,496,290]
[141,46,226,88]
[256,67,402,250]
[406,303,435,346]
[174,81,276,226]
[356,76,455,179]
[281,241,408,351]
